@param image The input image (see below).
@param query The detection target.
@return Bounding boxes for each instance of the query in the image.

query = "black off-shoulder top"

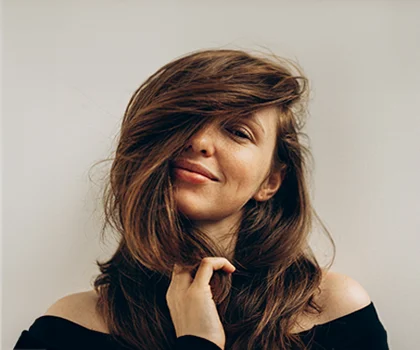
[13,301,389,350]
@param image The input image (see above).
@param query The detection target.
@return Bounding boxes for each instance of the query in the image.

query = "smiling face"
[171,107,283,239]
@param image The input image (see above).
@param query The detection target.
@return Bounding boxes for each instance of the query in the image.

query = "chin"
[175,202,206,221]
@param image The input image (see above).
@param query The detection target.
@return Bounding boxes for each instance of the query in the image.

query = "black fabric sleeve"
[342,304,389,350]
[342,321,389,350]
[301,302,390,350]
[13,330,58,350]
[175,335,222,350]
[14,329,222,350]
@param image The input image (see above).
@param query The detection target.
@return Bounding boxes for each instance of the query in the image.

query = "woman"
[14,48,389,349]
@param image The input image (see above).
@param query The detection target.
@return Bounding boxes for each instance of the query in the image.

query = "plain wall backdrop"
[3,0,420,349]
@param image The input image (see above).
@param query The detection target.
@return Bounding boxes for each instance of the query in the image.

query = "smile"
[173,167,215,184]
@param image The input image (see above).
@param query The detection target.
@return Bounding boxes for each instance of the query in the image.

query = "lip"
[171,159,219,181]
[173,168,213,184]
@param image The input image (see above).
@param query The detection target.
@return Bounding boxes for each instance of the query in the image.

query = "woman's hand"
[166,257,236,350]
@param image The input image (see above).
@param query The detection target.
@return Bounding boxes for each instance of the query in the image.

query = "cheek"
[223,158,266,191]
[228,169,264,199]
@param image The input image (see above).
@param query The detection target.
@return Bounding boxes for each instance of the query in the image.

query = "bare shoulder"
[320,270,372,320]
[43,289,109,334]
[291,269,372,333]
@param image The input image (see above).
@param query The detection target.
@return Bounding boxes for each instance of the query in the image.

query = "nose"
[183,123,217,156]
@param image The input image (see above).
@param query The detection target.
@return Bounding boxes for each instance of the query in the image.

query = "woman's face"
[171,107,282,224]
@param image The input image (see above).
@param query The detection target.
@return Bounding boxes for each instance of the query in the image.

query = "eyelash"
[226,127,251,140]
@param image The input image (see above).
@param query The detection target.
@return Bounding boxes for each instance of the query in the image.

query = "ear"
[253,171,282,202]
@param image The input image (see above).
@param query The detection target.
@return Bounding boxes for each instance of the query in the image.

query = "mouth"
[172,167,216,184]
[170,159,219,182]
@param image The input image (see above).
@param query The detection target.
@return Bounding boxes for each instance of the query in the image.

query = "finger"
[193,258,236,288]
[170,263,193,289]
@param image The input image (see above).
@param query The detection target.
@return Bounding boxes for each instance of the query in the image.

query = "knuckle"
[166,287,173,298]
[166,291,175,304]
[201,256,217,264]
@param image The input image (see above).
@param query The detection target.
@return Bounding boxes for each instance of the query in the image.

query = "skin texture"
[43,270,372,337]
[40,109,374,347]
[173,107,282,254]
[166,257,236,350]
[167,107,283,348]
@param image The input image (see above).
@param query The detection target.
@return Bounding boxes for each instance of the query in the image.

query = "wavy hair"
[90,48,335,350]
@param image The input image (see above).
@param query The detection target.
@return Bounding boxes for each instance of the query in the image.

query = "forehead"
[218,106,278,126]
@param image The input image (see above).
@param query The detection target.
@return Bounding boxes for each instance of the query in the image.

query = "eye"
[226,127,251,140]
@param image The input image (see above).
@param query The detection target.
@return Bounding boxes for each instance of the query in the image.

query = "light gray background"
[3,1,420,349]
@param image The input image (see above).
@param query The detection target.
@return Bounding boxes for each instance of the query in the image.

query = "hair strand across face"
[89,48,336,350]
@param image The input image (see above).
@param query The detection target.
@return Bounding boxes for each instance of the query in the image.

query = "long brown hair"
[90,48,335,349]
